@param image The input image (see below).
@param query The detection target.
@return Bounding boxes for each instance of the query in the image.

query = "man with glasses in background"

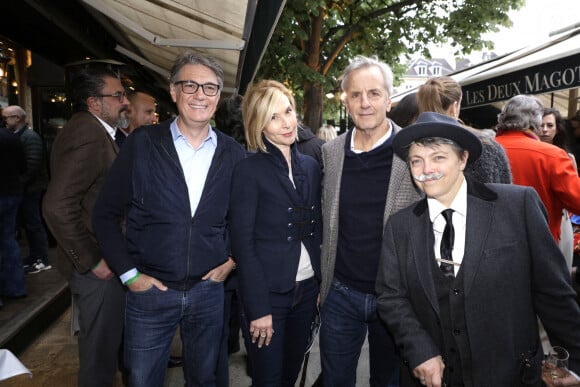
[43,67,129,387]
[92,51,245,386]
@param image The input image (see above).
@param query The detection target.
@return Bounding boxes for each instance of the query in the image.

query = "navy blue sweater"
[334,130,393,293]
[92,119,246,290]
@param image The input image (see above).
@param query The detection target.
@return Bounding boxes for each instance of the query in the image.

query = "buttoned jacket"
[319,121,423,304]
[229,141,322,321]
[376,181,580,386]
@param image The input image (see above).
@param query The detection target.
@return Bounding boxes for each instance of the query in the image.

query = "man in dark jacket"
[93,51,245,387]
[297,122,324,167]
[3,105,51,273]
[0,126,26,306]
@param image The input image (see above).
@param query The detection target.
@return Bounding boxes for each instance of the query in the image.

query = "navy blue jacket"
[93,119,246,290]
[229,140,322,321]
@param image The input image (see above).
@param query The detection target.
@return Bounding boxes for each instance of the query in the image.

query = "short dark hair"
[389,93,419,128]
[70,67,120,112]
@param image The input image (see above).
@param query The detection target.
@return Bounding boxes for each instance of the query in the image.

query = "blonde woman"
[229,80,322,386]
[317,123,337,142]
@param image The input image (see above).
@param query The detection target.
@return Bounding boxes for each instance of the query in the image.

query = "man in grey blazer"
[43,67,128,387]
[319,55,422,386]
[376,112,580,387]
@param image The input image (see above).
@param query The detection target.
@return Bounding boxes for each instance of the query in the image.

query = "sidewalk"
[0,247,371,386]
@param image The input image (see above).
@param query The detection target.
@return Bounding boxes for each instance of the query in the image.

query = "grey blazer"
[319,121,423,304]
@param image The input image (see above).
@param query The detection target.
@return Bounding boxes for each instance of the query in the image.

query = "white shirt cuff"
[120,268,139,284]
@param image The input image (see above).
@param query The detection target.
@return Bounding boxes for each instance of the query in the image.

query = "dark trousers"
[242,277,319,387]
[217,288,235,387]
[0,194,26,297]
[18,191,49,263]
[69,270,125,387]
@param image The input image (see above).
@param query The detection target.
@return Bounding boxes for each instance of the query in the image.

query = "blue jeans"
[124,279,224,387]
[320,278,399,387]
[0,194,26,297]
[242,276,319,387]
[18,191,49,264]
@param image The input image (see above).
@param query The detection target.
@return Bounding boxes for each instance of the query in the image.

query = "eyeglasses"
[95,91,127,102]
[174,80,220,96]
[1,115,18,120]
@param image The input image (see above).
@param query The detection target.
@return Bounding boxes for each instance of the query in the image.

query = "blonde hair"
[417,76,462,114]
[242,80,296,152]
[317,124,337,142]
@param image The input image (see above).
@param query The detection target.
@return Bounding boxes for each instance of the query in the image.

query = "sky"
[430,0,579,64]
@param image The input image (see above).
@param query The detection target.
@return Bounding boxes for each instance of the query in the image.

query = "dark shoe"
[167,356,183,368]
[4,293,27,299]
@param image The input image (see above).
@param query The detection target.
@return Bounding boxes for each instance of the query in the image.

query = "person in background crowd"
[42,67,128,387]
[296,117,325,167]
[388,92,419,128]
[541,107,578,276]
[230,79,321,387]
[114,91,157,147]
[377,111,580,387]
[495,95,580,255]
[213,93,246,386]
[417,76,512,184]
[2,105,51,274]
[216,94,246,147]
[0,126,26,308]
[541,108,577,170]
[319,55,422,387]
[572,214,580,292]
[317,124,337,142]
[126,91,157,133]
[567,112,580,166]
[92,51,245,387]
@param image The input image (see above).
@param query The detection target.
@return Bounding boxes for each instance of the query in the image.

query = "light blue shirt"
[170,118,217,217]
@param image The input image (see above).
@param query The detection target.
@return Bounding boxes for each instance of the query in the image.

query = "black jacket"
[296,124,324,167]
[229,140,322,320]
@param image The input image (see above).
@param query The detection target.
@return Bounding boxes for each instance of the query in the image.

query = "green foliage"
[256,0,524,128]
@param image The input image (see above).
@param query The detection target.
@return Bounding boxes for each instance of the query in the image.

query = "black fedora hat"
[392,112,482,165]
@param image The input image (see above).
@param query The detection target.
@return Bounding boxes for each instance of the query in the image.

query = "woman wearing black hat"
[376,112,580,387]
